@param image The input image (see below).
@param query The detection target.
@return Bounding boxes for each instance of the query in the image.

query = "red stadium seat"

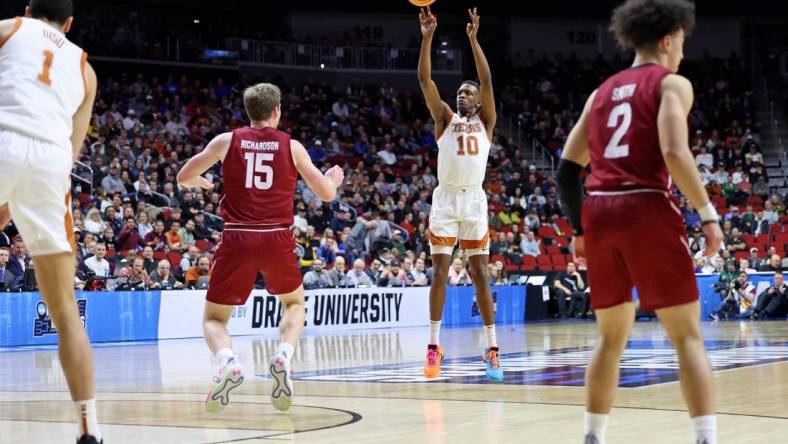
[195,239,212,252]
[712,196,727,209]
[746,195,764,206]
[551,254,566,266]
[538,226,557,238]
[506,264,521,273]
[167,251,182,267]
[741,233,754,246]
[546,245,561,255]
[490,254,507,265]
[153,250,166,261]
[756,234,770,245]
[537,256,551,268]
[555,237,570,248]
[734,251,749,261]
[106,247,116,258]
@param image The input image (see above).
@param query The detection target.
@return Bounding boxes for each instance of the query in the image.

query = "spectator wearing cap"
[376,259,408,287]
[293,204,309,231]
[144,219,168,251]
[330,210,353,233]
[101,164,126,194]
[345,259,373,286]
[725,228,746,253]
[390,230,407,257]
[118,216,144,252]
[184,255,212,288]
[303,258,333,289]
[150,259,184,289]
[122,108,138,130]
[747,247,760,268]
[308,206,329,233]
[307,139,326,162]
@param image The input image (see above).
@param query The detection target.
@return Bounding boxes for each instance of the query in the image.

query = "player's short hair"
[460,80,480,91]
[29,0,74,25]
[243,83,281,121]
[609,0,695,50]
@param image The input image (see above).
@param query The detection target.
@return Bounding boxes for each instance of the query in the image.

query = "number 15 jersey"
[220,127,297,229]
[586,64,673,193]
[0,17,87,151]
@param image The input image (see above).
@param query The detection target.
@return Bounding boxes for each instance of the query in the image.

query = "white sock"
[691,415,717,444]
[276,342,295,362]
[484,324,497,348]
[75,399,101,440]
[216,348,235,366]
[584,412,609,444]
[429,320,441,345]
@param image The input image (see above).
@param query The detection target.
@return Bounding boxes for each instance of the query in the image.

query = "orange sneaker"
[423,344,444,378]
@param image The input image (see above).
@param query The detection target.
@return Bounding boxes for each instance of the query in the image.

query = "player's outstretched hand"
[325,165,345,188]
[419,7,437,37]
[572,235,585,263]
[466,7,480,40]
[0,204,10,230]
[192,176,215,190]
[702,222,723,257]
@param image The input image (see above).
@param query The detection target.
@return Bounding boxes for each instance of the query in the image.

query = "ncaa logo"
[33,299,87,337]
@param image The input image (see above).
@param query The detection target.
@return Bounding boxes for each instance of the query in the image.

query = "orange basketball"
[408,0,436,6]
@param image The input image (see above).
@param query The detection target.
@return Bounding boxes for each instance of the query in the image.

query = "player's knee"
[432,268,449,285]
[468,265,487,285]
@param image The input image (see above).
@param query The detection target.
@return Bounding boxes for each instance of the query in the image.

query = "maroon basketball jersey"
[586,64,673,192]
[219,126,297,228]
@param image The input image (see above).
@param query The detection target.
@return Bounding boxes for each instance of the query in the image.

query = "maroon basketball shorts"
[206,229,303,306]
[582,191,699,312]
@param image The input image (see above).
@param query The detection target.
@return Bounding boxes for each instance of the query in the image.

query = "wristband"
[697,202,719,222]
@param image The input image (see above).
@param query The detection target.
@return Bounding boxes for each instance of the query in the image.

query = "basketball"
[409,0,436,7]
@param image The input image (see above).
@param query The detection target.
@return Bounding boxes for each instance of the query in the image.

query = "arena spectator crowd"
[0,51,785,321]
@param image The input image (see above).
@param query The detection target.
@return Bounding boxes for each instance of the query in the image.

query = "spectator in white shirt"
[520,232,541,257]
[331,98,350,118]
[345,259,373,286]
[695,146,714,169]
[378,144,397,165]
[293,205,309,231]
[122,109,139,131]
[84,243,111,277]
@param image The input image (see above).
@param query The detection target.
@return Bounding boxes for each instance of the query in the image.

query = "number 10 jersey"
[436,113,491,189]
[586,63,673,193]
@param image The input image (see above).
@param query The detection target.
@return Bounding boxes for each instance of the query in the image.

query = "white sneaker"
[269,354,294,411]
[204,359,244,413]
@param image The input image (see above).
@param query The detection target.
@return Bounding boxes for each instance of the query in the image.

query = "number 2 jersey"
[586,64,673,193]
[220,126,297,229]
[0,17,87,150]
[436,113,491,188]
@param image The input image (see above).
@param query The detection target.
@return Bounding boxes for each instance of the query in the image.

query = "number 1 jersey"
[0,17,87,150]
[586,63,673,192]
[220,127,297,229]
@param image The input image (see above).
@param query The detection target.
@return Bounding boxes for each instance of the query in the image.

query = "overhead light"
[320,63,325,69]
[193,19,200,24]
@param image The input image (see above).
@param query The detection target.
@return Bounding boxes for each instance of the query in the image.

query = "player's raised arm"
[658,74,722,256]
[176,132,232,190]
[417,7,452,133]
[290,139,344,202]
[70,62,97,163]
[466,7,496,133]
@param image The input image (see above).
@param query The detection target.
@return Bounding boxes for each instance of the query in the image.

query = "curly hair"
[609,0,695,50]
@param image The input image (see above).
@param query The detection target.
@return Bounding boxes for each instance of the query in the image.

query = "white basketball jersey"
[0,17,86,150]
[436,113,491,188]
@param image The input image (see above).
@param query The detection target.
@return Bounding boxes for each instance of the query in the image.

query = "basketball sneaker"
[76,435,102,444]
[270,353,294,411]
[583,433,601,444]
[483,347,503,382]
[204,358,245,413]
[423,344,444,378]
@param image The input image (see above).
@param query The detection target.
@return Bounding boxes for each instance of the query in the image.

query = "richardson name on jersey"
[451,122,483,134]
[240,140,280,151]
[251,291,403,328]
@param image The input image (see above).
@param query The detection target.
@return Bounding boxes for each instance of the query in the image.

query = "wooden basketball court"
[1,321,786,443]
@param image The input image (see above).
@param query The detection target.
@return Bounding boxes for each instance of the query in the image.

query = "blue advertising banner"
[0,291,161,348]
[441,285,526,327]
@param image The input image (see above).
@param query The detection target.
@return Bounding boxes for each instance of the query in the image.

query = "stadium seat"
[555,237,570,248]
[153,250,166,261]
[551,254,566,266]
[746,195,764,206]
[520,262,537,271]
[506,264,521,273]
[546,245,561,255]
[167,251,182,267]
[712,196,727,209]
[756,234,770,245]
[734,251,749,261]
[106,247,116,258]
[490,254,507,265]
[538,226,557,238]
[537,256,552,268]
[196,239,212,252]
[741,233,754,246]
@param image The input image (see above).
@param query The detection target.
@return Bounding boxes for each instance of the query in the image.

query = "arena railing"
[226,38,462,72]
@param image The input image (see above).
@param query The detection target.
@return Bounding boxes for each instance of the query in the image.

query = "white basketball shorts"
[428,184,490,256]
[0,129,74,256]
